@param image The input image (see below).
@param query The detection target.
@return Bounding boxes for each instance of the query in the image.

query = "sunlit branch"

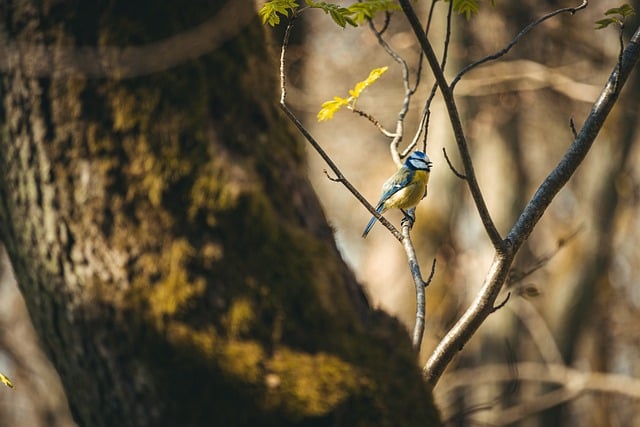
[400,215,436,351]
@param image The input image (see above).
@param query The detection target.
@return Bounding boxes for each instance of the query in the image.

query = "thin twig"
[322,169,341,182]
[367,14,415,166]
[569,117,578,138]
[442,147,466,179]
[491,292,511,313]
[450,1,589,90]
[425,258,436,288]
[349,107,396,137]
[279,15,404,241]
[507,226,582,286]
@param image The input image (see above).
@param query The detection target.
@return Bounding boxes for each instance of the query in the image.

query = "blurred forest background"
[0,0,639,426]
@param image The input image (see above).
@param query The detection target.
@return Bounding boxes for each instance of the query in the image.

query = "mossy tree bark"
[0,1,441,426]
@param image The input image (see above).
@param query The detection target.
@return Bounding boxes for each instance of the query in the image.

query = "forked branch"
[423,23,640,386]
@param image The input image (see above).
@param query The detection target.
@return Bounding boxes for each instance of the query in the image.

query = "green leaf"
[596,4,635,29]
[306,0,398,27]
[348,0,401,24]
[605,4,635,17]
[595,17,620,29]
[453,0,480,19]
[259,0,299,26]
[307,2,356,28]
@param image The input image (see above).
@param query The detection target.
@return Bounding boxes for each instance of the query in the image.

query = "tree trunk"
[0,1,441,426]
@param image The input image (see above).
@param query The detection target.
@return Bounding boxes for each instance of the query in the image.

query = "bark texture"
[0,1,441,426]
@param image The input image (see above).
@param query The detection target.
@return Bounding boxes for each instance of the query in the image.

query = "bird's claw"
[400,208,416,229]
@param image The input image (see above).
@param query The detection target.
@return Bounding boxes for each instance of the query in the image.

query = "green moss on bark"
[0,1,442,426]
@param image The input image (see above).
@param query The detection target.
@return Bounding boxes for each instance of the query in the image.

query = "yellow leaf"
[0,372,13,389]
[317,96,349,122]
[317,66,388,122]
[350,66,388,98]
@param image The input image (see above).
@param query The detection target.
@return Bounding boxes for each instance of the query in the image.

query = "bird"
[362,151,432,238]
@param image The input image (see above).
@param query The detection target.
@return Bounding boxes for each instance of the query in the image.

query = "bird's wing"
[378,169,413,204]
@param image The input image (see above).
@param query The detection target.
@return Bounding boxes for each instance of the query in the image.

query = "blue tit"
[362,151,432,238]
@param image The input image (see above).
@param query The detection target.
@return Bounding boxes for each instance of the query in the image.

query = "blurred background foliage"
[0,0,639,426]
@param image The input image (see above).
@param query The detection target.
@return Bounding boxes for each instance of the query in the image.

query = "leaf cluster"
[259,0,400,28]
[595,4,635,29]
[447,0,495,20]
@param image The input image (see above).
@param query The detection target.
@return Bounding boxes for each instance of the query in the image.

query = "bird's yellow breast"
[383,170,429,210]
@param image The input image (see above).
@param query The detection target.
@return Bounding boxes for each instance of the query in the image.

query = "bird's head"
[405,151,432,171]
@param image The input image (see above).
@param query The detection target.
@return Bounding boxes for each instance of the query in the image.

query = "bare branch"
[450,1,589,90]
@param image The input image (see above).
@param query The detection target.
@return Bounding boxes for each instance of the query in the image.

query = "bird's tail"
[362,205,384,238]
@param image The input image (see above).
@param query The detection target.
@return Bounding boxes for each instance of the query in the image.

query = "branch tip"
[442,147,467,179]
[492,292,511,313]
[323,169,341,182]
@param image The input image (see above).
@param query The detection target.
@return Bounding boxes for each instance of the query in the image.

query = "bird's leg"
[400,207,416,229]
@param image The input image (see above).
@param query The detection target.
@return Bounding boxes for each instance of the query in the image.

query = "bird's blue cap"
[405,151,432,171]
